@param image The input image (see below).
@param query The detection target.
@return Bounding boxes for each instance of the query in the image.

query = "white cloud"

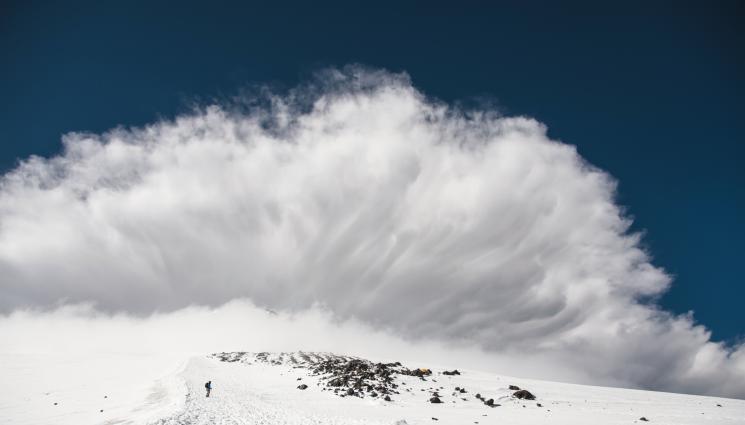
[1,68,743,398]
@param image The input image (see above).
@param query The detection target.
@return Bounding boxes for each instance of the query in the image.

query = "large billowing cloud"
[1,68,743,398]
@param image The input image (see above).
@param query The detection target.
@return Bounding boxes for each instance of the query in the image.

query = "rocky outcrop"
[512,389,535,400]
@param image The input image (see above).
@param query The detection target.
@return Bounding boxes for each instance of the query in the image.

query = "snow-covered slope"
[0,352,188,425]
[3,352,745,424]
[150,352,745,425]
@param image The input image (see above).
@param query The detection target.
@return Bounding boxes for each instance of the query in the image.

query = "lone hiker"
[205,381,212,397]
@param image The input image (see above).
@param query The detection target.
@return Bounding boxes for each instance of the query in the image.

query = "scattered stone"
[53,402,57,406]
[509,385,521,390]
[431,418,438,421]
[485,398,495,407]
[212,352,458,403]
[513,389,536,400]
[308,356,412,398]
[297,384,308,390]
[430,396,443,403]
[475,393,483,399]
[459,388,467,393]
[104,395,107,398]
[100,410,103,413]
[537,403,542,407]
[443,370,461,375]
[717,404,722,407]
[639,418,649,422]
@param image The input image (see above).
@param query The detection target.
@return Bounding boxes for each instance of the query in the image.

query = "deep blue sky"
[2,1,743,342]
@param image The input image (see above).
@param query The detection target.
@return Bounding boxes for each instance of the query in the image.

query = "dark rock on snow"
[297,384,308,390]
[508,385,521,390]
[429,396,443,403]
[328,378,345,387]
[513,389,536,400]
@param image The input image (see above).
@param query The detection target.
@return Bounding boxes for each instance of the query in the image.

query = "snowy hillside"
[3,351,745,424]
[152,352,745,425]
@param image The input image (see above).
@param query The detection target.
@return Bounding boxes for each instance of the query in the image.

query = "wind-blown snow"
[1,67,744,397]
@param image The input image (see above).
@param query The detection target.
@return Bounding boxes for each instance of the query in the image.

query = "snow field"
[2,351,744,424]
[153,353,745,425]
